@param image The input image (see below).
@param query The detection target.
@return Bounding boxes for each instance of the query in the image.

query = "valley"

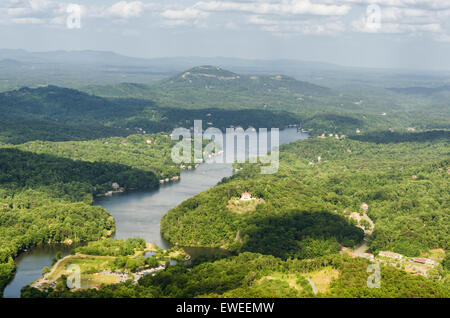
[0,56,448,299]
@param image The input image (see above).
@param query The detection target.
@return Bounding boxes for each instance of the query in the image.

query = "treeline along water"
[3,128,308,298]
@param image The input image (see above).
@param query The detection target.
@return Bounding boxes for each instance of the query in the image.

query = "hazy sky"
[1,0,450,69]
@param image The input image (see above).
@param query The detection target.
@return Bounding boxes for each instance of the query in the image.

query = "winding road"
[353,213,375,257]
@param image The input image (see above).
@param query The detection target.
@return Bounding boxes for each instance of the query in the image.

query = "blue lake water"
[3,128,308,298]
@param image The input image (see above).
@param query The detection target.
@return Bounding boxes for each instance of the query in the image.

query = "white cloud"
[341,0,450,41]
[7,7,31,17]
[106,1,145,19]
[326,0,450,10]
[28,0,53,11]
[0,0,67,25]
[161,8,209,20]
[1,0,450,42]
[194,0,351,16]
[157,1,351,31]
[248,14,346,35]
[352,18,441,34]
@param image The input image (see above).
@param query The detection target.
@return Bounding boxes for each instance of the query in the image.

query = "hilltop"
[83,65,332,100]
[160,65,331,96]
[0,85,149,124]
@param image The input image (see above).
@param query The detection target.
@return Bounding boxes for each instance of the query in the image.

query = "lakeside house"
[378,251,403,260]
[240,192,252,201]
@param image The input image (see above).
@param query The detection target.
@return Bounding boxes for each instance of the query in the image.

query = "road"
[362,213,375,234]
[352,213,375,257]
[306,278,318,295]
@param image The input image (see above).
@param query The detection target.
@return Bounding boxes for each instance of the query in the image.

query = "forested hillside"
[83,66,450,137]
[0,149,122,294]
[161,131,450,257]
[4,134,180,180]
[22,252,450,298]
[0,85,297,144]
[0,133,178,296]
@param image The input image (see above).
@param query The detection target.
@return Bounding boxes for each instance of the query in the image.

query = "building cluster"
[378,251,404,260]
[159,175,180,184]
[317,133,346,140]
[410,258,439,266]
[131,266,166,284]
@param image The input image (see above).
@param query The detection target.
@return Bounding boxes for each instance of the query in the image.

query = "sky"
[1,0,450,70]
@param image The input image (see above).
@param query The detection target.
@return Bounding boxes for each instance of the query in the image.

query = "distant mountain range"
[0,49,341,70]
[1,49,449,93]
[0,49,362,92]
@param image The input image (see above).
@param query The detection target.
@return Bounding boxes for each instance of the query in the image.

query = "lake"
[3,128,308,298]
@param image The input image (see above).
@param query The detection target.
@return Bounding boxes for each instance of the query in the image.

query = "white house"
[240,192,252,201]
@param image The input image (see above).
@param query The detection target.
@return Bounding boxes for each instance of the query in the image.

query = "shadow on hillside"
[350,130,450,144]
[238,210,364,259]
[0,84,300,144]
[304,114,364,129]
[0,148,159,200]
[0,120,130,144]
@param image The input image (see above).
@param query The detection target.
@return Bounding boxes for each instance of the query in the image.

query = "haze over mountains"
[1,49,450,93]
[0,49,449,147]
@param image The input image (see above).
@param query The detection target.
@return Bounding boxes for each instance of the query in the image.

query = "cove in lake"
[2,245,74,298]
[3,128,308,298]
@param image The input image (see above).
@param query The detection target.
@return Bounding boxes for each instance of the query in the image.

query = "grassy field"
[301,267,340,293]
[226,197,265,214]
[30,241,190,292]
[34,254,118,288]
[259,272,305,291]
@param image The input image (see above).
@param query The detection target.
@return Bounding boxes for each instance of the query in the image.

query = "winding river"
[3,128,308,298]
